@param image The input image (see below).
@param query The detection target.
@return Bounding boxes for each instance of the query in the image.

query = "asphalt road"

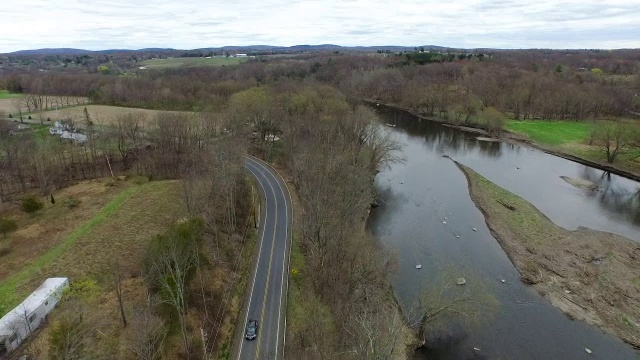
[235,156,292,360]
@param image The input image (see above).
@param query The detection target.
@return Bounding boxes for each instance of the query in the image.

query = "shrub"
[8,113,12,118]
[131,175,149,185]
[28,115,32,120]
[21,194,44,215]
[0,218,18,238]
[64,197,81,209]
[479,107,506,135]
[0,240,12,257]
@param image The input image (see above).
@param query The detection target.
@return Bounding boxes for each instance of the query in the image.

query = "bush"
[0,218,18,238]
[8,113,12,118]
[131,175,149,185]
[21,194,44,215]
[64,197,81,209]
[479,107,506,135]
[28,115,32,120]
[0,240,12,257]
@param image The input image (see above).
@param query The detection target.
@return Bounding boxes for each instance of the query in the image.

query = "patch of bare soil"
[457,162,640,350]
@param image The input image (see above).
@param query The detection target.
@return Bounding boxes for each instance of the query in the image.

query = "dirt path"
[456,162,640,350]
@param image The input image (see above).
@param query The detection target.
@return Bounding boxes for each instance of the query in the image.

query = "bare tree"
[144,224,201,358]
[594,121,633,163]
[126,308,167,360]
[12,98,24,122]
[412,270,497,346]
[113,261,127,328]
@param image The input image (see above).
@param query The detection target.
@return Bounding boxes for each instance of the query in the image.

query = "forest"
[1,47,640,359]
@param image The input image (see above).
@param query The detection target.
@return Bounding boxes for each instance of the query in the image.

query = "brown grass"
[28,105,193,126]
[27,180,183,289]
[0,179,124,282]
[0,96,88,116]
[3,179,185,359]
[457,162,640,349]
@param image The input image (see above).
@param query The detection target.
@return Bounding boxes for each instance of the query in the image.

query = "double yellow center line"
[255,165,279,360]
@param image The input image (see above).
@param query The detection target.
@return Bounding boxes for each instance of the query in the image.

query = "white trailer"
[0,277,69,356]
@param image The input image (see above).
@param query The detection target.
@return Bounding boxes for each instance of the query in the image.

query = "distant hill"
[9,48,93,55]
[5,44,452,56]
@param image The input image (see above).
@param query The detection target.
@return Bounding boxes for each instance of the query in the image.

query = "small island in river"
[456,162,640,350]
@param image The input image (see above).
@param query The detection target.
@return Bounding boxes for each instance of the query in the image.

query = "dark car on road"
[245,319,258,340]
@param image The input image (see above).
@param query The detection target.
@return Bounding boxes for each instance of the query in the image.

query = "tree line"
[3,49,638,123]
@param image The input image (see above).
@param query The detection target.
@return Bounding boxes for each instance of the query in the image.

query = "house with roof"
[49,121,88,143]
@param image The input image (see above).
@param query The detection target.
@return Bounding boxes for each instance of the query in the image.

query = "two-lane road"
[235,156,292,360]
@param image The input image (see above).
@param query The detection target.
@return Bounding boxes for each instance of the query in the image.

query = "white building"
[0,278,69,356]
[235,53,248,57]
[49,121,88,143]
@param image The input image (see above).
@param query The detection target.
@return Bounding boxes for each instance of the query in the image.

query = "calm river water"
[366,106,640,359]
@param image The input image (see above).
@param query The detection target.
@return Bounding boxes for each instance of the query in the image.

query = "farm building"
[0,278,69,356]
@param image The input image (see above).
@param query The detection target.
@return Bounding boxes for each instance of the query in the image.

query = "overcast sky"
[2,0,639,53]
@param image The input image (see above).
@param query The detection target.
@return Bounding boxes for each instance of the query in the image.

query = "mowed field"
[506,119,640,174]
[505,120,592,145]
[0,95,88,115]
[24,104,193,126]
[0,178,184,315]
[141,56,248,69]
[0,90,22,100]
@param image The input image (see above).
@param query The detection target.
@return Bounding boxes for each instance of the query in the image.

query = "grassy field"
[505,120,592,145]
[0,179,183,315]
[0,90,22,100]
[0,96,87,116]
[142,56,248,69]
[23,104,192,126]
[506,119,640,175]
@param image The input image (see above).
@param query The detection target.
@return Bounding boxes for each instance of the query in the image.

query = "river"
[366,106,640,359]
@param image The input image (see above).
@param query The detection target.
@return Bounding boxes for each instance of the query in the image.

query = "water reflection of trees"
[376,106,503,159]
[375,105,640,227]
[580,167,640,225]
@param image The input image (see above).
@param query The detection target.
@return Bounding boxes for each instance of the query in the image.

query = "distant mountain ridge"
[5,44,450,56]
[9,48,94,55]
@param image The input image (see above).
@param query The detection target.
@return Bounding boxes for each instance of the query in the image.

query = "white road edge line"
[237,163,269,360]
[252,161,279,360]
[247,155,293,360]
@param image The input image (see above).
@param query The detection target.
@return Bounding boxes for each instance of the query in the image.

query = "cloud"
[0,0,638,52]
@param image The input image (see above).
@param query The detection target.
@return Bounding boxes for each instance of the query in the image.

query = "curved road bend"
[235,156,292,360]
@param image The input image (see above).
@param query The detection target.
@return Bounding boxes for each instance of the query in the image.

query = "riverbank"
[366,99,640,182]
[269,160,420,359]
[456,162,640,350]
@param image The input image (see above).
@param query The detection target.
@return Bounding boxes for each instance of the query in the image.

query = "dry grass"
[141,57,248,69]
[0,96,88,116]
[31,180,183,287]
[28,105,193,126]
[457,162,640,349]
[0,180,123,283]
[0,179,184,315]
[1,179,190,359]
[0,98,23,115]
